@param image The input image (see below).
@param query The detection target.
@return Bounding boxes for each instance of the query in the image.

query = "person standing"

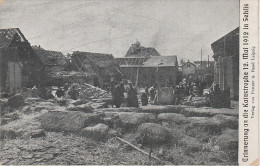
[113,81,125,108]
[110,79,116,107]
[126,83,139,108]
[56,86,65,98]
[68,85,79,100]
[64,83,69,92]
[141,92,148,106]
[149,85,156,101]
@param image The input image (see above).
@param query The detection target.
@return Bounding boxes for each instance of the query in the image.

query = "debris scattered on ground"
[0,93,238,165]
[7,93,25,108]
[75,83,111,100]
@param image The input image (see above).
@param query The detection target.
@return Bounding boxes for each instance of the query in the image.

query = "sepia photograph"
[0,0,241,165]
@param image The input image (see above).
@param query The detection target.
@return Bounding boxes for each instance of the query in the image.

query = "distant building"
[115,57,149,85]
[142,56,179,87]
[116,56,179,87]
[116,41,169,87]
[116,41,179,87]
[211,27,239,100]
[70,51,122,87]
[181,60,196,76]
[193,60,214,75]
[0,28,43,93]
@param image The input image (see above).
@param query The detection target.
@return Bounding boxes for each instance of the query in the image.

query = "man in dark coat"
[110,80,116,107]
[68,85,79,100]
[56,86,65,98]
[210,83,221,108]
[126,84,139,108]
[141,92,148,106]
[113,82,124,108]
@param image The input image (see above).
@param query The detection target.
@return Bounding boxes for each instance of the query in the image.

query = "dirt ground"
[0,97,238,165]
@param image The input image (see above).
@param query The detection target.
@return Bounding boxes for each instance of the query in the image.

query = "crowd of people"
[14,75,229,109]
[110,80,140,108]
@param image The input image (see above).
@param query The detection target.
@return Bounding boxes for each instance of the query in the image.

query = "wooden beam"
[116,137,162,162]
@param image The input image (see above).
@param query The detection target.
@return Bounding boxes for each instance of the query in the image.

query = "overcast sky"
[0,0,239,61]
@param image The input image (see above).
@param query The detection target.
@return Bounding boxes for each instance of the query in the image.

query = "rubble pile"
[79,83,111,100]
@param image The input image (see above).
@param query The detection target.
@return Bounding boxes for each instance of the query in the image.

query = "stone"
[82,123,109,141]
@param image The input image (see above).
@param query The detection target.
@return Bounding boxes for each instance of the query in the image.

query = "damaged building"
[116,41,179,87]
[211,27,239,100]
[125,40,161,57]
[0,28,44,93]
[32,46,73,86]
[69,51,122,87]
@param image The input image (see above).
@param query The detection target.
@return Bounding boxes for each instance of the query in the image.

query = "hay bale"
[25,98,45,104]
[157,113,188,124]
[179,135,203,152]
[140,105,185,114]
[0,117,42,139]
[81,123,109,141]
[97,107,140,113]
[90,102,108,109]
[182,107,238,117]
[55,98,68,106]
[23,129,46,139]
[135,123,172,146]
[186,114,238,135]
[67,104,93,113]
[216,129,238,151]
[38,111,103,133]
[213,114,238,129]
[7,94,24,108]
[30,129,46,138]
[68,99,88,106]
[117,112,156,131]
[1,112,20,125]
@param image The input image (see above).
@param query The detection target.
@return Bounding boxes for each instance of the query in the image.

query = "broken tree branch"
[116,136,162,162]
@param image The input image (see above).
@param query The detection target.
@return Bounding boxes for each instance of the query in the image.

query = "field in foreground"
[0,97,238,165]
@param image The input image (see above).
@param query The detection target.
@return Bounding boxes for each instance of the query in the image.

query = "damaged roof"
[0,28,29,48]
[32,46,67,66]
[115,57,149,67]
[125,41,161,57]
[71,51,122,77]
[143,56,178,67]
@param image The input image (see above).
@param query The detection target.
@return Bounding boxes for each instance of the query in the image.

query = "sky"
[0,0,239,61]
